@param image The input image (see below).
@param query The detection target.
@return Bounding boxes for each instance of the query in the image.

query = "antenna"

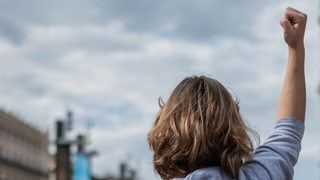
[84,118,94,145]
[66,109,73,131]
[318,1,320,180]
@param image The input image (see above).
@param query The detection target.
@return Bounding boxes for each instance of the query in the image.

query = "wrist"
[287,43,305,71]
[288,41,305,51]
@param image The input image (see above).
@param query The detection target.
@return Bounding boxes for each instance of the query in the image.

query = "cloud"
[93,1,275,41]
[0,20,26,44]
[0,0,276,44]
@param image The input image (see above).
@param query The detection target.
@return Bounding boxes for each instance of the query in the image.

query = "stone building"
[0,109,49,180]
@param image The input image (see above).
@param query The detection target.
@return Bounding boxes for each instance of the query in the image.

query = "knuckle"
[302,13,307,19]
[298,12,307,18]
[296,13,307,21]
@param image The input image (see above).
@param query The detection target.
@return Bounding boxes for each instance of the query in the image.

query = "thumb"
[280,19,294,34]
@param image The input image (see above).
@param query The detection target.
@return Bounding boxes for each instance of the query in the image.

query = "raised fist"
[280,7,307,48]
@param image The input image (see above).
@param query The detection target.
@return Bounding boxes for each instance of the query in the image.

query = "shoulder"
[240,118,304,180]
[176,167,233,180]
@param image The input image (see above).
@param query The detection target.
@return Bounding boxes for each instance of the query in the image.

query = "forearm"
[277,45,306,122]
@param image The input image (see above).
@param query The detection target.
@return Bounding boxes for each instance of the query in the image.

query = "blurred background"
[0,0,319,179]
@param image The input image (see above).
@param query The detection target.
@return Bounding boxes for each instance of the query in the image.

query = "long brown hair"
[148,76,258,179]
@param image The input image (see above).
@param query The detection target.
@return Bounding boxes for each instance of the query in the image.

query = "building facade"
[0,109,49,180]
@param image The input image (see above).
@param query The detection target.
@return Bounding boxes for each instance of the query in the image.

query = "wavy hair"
[148,76,259,179]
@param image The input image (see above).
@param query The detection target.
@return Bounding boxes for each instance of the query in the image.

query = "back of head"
[148,75,257,179]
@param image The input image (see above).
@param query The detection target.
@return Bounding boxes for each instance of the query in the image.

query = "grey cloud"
[94,0,272,41]
[0,1,97,25]
[9,73,48,96]
[0,1,98,44]
[0,0,276,44]
[23,38,139,64]
[74,36,143,53]
[84,103,146,128]
[0,20,25,44]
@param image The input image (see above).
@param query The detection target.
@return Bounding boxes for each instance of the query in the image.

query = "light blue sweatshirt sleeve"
[239,118,305,180]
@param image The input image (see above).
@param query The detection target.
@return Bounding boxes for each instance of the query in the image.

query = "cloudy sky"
[0,0,319,179]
